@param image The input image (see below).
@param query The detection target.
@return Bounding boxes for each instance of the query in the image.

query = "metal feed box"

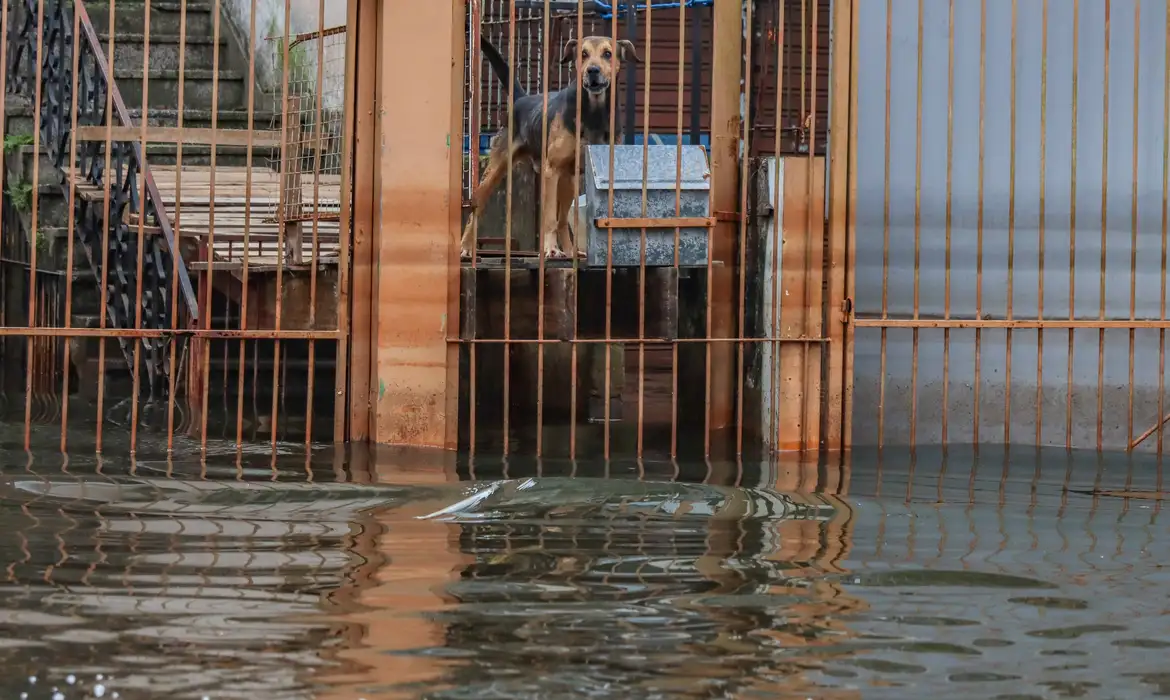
[581,144,711,267]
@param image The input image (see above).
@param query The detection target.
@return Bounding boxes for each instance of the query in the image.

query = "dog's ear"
[560,38,578,64]
[616,40,641,63]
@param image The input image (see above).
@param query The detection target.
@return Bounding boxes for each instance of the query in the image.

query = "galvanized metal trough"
[579,144,711,268]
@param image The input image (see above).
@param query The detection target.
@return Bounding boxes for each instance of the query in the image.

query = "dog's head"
[560,36,640,94]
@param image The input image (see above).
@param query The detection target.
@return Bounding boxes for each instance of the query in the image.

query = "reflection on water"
[0,428,1165,698]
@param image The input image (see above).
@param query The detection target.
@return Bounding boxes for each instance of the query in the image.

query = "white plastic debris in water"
[94,684,106,698]
[52,693,64,700]
[66,675,77,685]
[28,676,36,685]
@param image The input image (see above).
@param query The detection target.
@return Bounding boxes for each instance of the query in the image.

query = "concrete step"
[112,68,248,112]
[5,95,278,136]
[99,32,229,73]
[84,1,218,38]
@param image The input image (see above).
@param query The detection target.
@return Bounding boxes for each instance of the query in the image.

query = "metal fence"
[0,0,355,451]
[843,0,1170,454]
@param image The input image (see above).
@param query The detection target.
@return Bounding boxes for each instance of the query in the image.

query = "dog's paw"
[543,245,567,259]
[460,247,474,259]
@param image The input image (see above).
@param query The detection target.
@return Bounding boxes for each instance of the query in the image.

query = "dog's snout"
[587,65,601,76]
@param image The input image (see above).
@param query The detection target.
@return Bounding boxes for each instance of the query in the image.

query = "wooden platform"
[66,164,344,273]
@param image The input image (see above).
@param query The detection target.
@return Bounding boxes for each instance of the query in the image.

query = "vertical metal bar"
[768,0,784,453]
[305,0,328,449]
[1005,0,1017,446]
[911,0,924,447]
[976,0,987,447]
[1159,0,1170,457]
[201,0,224,448]
[690,5,702,145]
[236,0,260,447]
[734,0,752,455]
[569,0,583,460]
[271,0,291,451]
[606,0,619,460]
[534,0,549,458]
[1037,0,1048,446]
[503,0,516,457]
[638,2,653,458]
[95,0,119,454]
[672,0,688,459]
[468,0,481,454]
[59,3,83,451]
[879,0,892,449]
[942,0,955,446]
[335,14,357,443]
[167,0,190,449]
[1127,0,1141,449]
[23,0,46,450]
[1067,0,1079,449]
[1098,0,1111,452]
[128,0,155,452]
[625,6,638,146]
[803,0,819,451]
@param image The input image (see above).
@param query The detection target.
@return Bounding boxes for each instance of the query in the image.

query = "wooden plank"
[72,125,284,147]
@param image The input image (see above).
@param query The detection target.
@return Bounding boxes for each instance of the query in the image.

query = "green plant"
[2,133,34,154]
[5,179,33,213]
[34,228,50,255]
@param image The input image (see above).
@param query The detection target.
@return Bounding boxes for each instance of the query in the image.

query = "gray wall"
[852,0,1170,451]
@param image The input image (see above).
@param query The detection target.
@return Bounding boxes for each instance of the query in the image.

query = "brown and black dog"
[460,34,640,259]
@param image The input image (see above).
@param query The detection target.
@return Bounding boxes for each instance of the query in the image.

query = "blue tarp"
[591,0,714,19]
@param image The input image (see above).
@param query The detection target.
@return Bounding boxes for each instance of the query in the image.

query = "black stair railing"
[3,0,200,402]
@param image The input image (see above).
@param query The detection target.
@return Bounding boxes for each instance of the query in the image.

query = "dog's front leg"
[555,171,581,258]
[541,166,566,259]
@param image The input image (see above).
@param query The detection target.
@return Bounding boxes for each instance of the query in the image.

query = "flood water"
[0,421,1167,699]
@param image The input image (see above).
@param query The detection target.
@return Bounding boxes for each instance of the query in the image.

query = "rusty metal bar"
[770,0,786,451]
[975,0,987,447]
[909,0,923,448]
[236,0,260,447]
[127,0,156,452]
[1097,0,1112,452]
[58,3,83,451]
[1161,1,1170,457]
[302,0,328,448]
[0,328,344,339]
[1127,0,1141,449]
[535,0,550,458]
[605,4,618,460]
[448,336,829,345]
[1066,0,1079,450]
[335,7,358,443]
[1004,0,1017,446]
[1036,0,1048,446]
[878,0,892,448]
[167,0,191,450]
[672,0,687,459]
[22,0,46,449]
[270,0,291,451]
[637,1,653,458]
[941,0,955,445]
[735,0,752,456]
[569,1,583,460]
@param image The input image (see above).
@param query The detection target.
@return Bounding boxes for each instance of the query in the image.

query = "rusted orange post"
[368,0,464,448]
[708,0,744,435]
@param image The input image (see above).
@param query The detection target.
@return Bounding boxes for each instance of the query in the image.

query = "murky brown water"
[0,419,1166,699]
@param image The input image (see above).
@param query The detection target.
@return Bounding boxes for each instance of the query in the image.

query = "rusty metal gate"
[836,0,1170,453]
[445,0,842,461]
[0,0,357,452]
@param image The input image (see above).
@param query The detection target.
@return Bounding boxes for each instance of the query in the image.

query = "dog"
[460,34,640,260]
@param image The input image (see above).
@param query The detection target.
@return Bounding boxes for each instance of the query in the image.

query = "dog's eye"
[581,50,589,60]
[602,50,613,59]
